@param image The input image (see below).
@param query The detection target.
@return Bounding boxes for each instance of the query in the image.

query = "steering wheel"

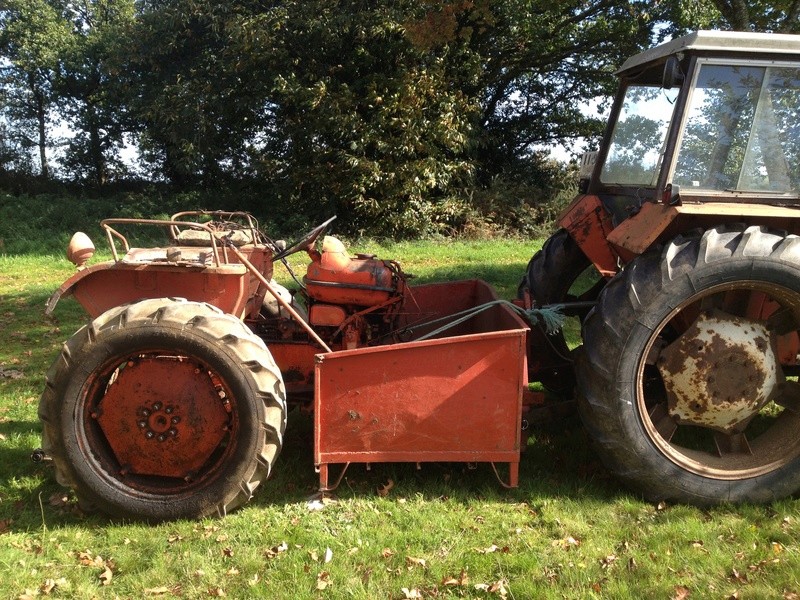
[273,216,337,260]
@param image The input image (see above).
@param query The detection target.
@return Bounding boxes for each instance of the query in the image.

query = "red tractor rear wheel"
[578,225,800,504]
[39,298,286,521]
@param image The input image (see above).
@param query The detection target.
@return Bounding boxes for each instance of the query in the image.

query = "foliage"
[0,0,73,178]
[3,1,799,237]
[657,0,800,36]
[55,0,137,186]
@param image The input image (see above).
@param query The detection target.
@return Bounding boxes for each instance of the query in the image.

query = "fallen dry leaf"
[381,548,395,559]
[265,541,288,559]
[316,571,331,590]
[99,565,113,586]
[40,578,56,595]
[377,479,395,497]
[672,585,691,600]
[76,550,105,568]
[731,568,748,584]
[401,588,423,599]
[600,554,618,569]
[442,569,469,587]
[477,544,500,554]
[324,547,333,564]
[144,587,171,596]
[475,580,509,597]
[406,556,427,570]
[208,586,225,596]
[490,579,509,597]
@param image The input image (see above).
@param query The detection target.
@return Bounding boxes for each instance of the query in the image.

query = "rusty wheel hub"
[95,357,231,479]
[656,309,780,433]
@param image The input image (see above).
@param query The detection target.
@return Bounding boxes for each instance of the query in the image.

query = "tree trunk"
[30,74,49,179]
[86,103,106,186]
[711,0,751,30]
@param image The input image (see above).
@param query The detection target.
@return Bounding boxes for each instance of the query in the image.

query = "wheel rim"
[637,281,800,480]
[79,350,239,495]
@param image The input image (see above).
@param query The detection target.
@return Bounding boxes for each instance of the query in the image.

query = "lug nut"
[141,409,150,417]
[152,402,162,411]
[157,434,167,442]
[171,416,180,424]
[145,431,155,439]
[138,420,147,429]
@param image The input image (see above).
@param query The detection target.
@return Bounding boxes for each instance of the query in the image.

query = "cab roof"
[618,30,800,75]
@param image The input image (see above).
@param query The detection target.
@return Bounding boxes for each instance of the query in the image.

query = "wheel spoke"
[648,402,677,442]
[774,381,800,414]
[714,431,752,457]
[766,307,797,336]
[644,338,664,366]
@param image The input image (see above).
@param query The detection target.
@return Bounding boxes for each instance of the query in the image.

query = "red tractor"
[39,31,800,520]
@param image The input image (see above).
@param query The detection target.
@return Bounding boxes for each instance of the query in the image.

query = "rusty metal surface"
[656,309,779,433]
[608,201,800,258]
[606,201,678,256]
[95,357,230,479]
[557,194,618,277]
[314,280,527,488]
[268,342,319,396]
[48,261,250,318]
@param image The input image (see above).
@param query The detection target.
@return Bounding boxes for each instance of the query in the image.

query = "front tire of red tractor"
[518,229,601,394]
[578,225,800,504]
[39,298,286,521]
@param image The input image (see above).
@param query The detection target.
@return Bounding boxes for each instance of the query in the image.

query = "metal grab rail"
[100,218,224,266]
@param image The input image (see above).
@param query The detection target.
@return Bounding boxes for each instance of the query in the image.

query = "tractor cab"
[563,30,800,276]
[589,30,800,223]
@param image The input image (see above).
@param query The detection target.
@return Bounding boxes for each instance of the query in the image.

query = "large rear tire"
[578,225,800,504]
[39,298,286,520]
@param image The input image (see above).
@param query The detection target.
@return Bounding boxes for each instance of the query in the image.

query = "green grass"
[1,242,800,599]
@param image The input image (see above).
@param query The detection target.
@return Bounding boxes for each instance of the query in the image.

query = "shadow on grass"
[252,409,623,511]
[1,407,624,530]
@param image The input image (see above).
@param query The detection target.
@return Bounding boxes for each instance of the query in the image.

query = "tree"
[56,0,136,186]
[0,0,71,179]
[231,1,478,235]
[404,1,657,182]
[657,0,800,35]
[122,0,267,187]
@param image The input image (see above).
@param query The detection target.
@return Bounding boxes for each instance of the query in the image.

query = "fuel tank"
[305,236,395,306]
